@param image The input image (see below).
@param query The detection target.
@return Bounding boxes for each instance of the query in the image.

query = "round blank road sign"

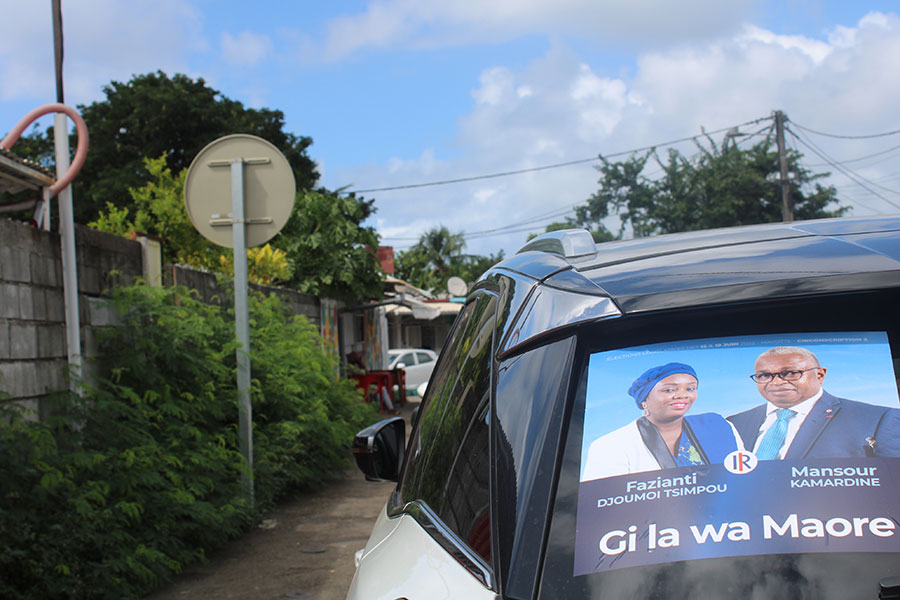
[184,134,296,248]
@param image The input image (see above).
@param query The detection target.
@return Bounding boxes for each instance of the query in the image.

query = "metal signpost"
[184,134,295,504]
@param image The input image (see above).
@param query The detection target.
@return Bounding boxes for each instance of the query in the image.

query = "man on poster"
[728,346,900,459]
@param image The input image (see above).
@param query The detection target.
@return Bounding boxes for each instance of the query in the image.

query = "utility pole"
[774,110,793,222]
[52,0,83,385]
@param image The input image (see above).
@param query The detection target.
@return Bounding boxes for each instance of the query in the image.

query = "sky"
[2,1,900,263]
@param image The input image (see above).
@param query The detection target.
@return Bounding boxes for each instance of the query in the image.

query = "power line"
[382,114,898,245]
[350,156,599,195]
[791,127,900,202]
[803,143,900,169]
[734,123,776,149]
[463,206,578,238]
[787,126,900,210]
[346,116,773,194]
[789,120,900,140]
[794,133,882,215]
[382,204,578,243]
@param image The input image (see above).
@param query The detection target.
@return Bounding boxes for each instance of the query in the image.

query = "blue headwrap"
[628,362,698,409]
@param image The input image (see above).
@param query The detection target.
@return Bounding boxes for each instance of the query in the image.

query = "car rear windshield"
[540,288,900,599]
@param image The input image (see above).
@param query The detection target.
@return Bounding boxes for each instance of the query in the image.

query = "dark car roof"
[484,217,900,356]
[498,216,900,315]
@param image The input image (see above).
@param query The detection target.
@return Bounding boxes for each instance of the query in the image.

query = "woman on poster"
[582,362,743,480]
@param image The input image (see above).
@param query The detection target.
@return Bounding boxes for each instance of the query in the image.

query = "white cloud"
[471,67,515,106]
[314,0,756,62]
[221,31,273,67]
[739,25,832,63]
[338,11,900,256]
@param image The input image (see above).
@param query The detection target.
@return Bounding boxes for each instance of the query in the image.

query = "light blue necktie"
[755,408,797,460]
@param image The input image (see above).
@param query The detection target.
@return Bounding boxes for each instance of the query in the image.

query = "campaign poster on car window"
[574,331,900,576]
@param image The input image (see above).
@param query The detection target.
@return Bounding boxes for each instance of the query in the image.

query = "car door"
[348,291,499,599]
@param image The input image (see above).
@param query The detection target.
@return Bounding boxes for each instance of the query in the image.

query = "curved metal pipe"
[1,102,89,196]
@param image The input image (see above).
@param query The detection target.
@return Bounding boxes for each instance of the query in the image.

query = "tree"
[89,155,221,269]
[90,162,383,299]
[453,252,505,288]
[71,71,319,223]
[0,124,55,167]
[273,190,384,302]
[528,220,616,243]
[564,133,846,239]
[395,226,503,293]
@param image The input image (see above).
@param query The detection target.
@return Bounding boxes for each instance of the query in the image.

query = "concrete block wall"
[165,263,321,327]
[1,217,323,409]
[1,219,66,409]
[0,219,143,409]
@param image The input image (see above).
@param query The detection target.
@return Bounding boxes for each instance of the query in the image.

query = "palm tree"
[417,226,465,276]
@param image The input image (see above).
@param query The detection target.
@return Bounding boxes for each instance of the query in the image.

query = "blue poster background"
[581,331,897,477]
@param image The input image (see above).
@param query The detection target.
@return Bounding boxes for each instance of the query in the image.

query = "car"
[387,348,438,394]
[348,217,900,600]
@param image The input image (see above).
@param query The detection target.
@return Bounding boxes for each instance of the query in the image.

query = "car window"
[540,288,900,599]
[397,352,416,366]
[398,292,497,565]
[416,351,435,364]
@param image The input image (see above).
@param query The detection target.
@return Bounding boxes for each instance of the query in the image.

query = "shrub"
[0,284,378,599]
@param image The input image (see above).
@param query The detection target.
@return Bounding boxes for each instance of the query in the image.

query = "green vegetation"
[272,190,384,302]
[9,71,386,301]
[0,284,379,600]
[89,155,222,270]
[89,156,383,299]
[543,133,846,241]
[73,71,319,224]
[395,226,503,293]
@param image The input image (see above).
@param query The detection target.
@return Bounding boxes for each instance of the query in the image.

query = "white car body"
[387,348,437,392]
[346,504,495,600]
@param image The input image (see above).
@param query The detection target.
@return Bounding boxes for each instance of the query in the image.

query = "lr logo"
[724,450,758,474]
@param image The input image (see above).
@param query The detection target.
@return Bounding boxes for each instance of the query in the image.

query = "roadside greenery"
[394,226,503,294]
[273,190,384,301]
[73,71,319,225]
[532,134,849,242]
[0,284,378,600]
[89,155,222,270]
[9,70,384,302]
[541,133,847,241]
[89,156,382,297]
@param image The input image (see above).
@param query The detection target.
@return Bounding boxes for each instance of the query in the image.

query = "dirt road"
[144,399,416,600]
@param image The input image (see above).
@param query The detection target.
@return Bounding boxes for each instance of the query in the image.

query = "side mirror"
[395,362,406,369]
[353,417,405,482]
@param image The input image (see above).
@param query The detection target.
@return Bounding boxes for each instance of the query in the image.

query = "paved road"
[144,399,417,600]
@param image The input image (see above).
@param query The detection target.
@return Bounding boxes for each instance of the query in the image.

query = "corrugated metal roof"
[0,147,54,196]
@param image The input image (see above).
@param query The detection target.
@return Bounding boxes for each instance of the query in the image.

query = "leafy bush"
[0,284,378,599]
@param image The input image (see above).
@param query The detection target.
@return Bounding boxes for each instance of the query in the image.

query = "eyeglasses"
[749,368,819,383]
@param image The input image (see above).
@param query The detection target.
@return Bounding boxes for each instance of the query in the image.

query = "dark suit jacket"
[728,391,900,459]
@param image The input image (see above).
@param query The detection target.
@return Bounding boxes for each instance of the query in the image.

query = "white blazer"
[581,417,744,481]
[581,420,660,481]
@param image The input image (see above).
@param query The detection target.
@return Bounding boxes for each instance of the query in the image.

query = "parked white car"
[387,348,437,394]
